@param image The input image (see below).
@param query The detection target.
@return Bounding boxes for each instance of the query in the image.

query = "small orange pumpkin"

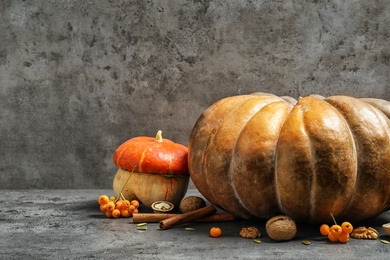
[113,130,189,207]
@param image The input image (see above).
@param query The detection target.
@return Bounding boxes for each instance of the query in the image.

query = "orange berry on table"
[115,200,124,210]
[341,222,353,234]
[320,224,330,236]
[210,227,222,238]
[131,200,140,209]
[329,224,342,238]
[120,209,131,218]
[327,231,339,242]
[133,208,139,214]
[123,200,131,209]
[105,210,112,218]
[98,195,109,205]
[106,201,116,212]
[129,205,136,213]
[338,231,350,243]
[100,204,108,212]
[112,209,121,218]
[109,196,116,201]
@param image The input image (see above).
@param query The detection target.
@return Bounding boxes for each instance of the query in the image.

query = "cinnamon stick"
[134,213,177,223]
[133,212,235,223]
[159,205,217,230]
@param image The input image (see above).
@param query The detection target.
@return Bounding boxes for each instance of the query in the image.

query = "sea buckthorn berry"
[329,225,342,238]
[341,222,353,234]
[123,200,131,209]
[106,201,116,212]
[120,209,131,218]
[338,232,350,243]
[129,205,136,213]
[105,210,112,218]
[100,204,108,212]
[131,200,140,209]
[109,196,116,201]
[320,224,330,236]
[327,231,339,242]
[210,227,222,238]
[112,209,121,218]
[115,200,124,210]
[98,195,109,205]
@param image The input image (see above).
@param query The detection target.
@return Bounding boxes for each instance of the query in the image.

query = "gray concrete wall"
[1,0,389,189]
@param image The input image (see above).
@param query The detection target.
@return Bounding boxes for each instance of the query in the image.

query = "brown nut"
[350,226,379,240]
[266,215,297,241]
[179,196,206,213]
[240,227,261,239]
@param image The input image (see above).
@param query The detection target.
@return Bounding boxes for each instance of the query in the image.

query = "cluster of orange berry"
[320,217,353,243]
[98,194,140,218]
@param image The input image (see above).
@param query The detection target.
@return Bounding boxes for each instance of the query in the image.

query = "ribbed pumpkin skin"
[188,93,390,224]
[113,135,189,175]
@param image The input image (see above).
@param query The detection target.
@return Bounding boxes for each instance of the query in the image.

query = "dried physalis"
[350,226,379,240]
[240,227,261,239]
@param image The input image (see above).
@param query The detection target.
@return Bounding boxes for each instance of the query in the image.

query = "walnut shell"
[382,223,390,235]
[179,196,206,213]
[266,215,297,241]
[151,201,174,213]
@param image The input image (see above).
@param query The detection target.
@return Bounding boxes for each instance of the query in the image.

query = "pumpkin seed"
[185,227,196,231]
[136,223,147,227]
[137,226,147,230]
[301,240,311,245]
[253,239,262,244]
[381,239,390,244]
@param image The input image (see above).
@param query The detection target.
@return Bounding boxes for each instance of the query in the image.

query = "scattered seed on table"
[301,240,311,245]
[185,227,196,231]
[381,239,390,244]
[253,239,261,244]
[137,226,147,230]
[136,223,147,227]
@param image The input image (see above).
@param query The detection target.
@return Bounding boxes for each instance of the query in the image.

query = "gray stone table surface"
[1,189,390,260]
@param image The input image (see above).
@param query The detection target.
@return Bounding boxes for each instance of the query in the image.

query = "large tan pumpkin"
[188,93,390,224]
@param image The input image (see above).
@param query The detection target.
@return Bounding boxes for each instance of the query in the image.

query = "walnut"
[266,215,297,241]
[240,227,261,239]
[350,226,379,240]
[179,196,206,213]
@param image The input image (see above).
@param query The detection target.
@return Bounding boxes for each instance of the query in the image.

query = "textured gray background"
[1,0,389,189]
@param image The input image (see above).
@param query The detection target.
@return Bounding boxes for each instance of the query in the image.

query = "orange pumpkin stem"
[155,130,163,142]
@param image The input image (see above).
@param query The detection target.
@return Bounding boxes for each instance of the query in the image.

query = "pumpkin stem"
[155,130,163,142]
